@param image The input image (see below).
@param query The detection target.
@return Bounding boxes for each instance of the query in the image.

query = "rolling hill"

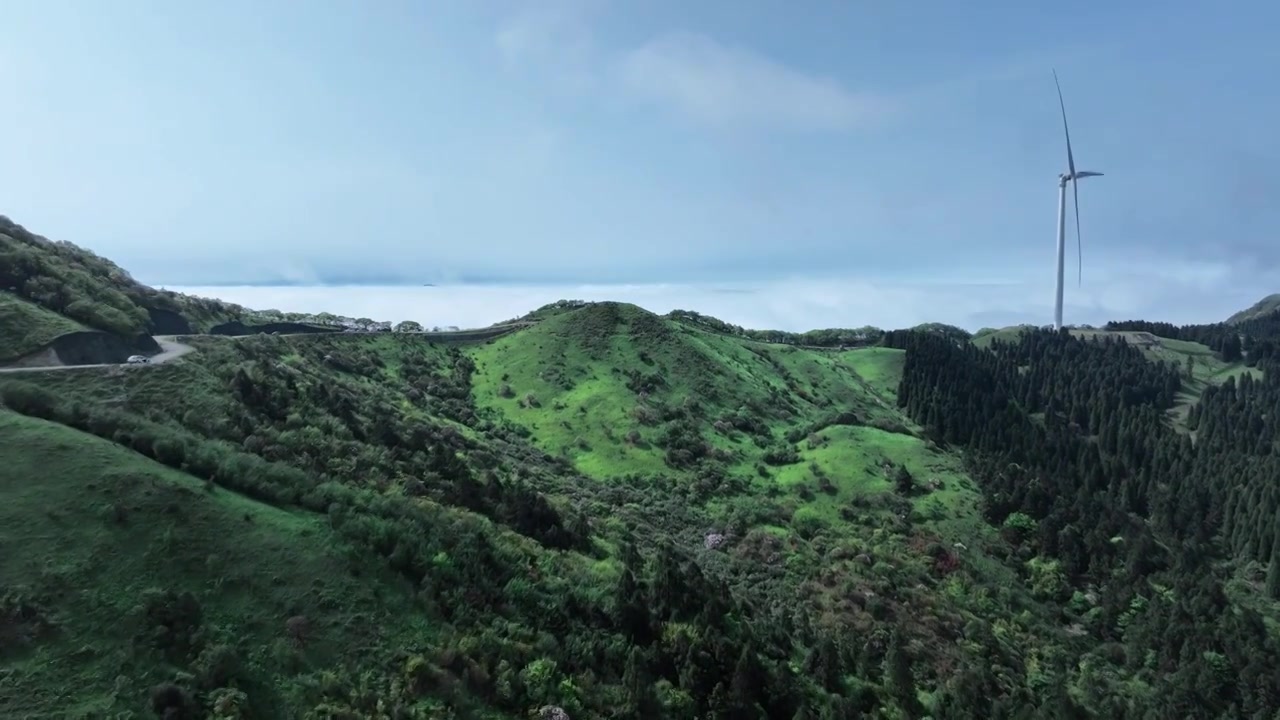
[3,217,366,366]
[2,314,1035,718]
[3,219,1280,718]
[0,408,479,718]
[0,215,250,338]
[0,290,89,362]
[1226,293,1280,325]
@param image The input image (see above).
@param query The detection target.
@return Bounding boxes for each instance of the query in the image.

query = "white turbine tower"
[1052,70,1103,331]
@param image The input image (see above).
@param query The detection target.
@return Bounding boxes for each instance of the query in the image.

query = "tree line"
[885,325,1280,718]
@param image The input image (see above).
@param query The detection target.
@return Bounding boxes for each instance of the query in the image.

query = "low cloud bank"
[167,271,1267,333]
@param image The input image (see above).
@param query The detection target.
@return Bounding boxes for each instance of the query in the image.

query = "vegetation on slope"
[0,290,88,361]
[1225,293,1280,325]
[971,321,1271,434]
[0,408,473,718]
[2,307,1077,718]
[5,222,1280,719]
[666,309,887,347]
[887,325,1280,717]
[0,216,411,354]
[0,215,247,337]
[1102,311,1280,430]
[1106,309,1280,367]
[504,301,890,348]
[469,302,901,479]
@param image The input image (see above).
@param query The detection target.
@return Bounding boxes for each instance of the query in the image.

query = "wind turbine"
[1052,70,1103,331]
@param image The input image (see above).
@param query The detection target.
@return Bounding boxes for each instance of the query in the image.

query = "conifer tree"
[1266,534,1280,600]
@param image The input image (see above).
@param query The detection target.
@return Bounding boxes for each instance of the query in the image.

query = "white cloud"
[494,0,600,92]
[617,31,892,131]
[491,4,891,133]
[169,260,1261,335]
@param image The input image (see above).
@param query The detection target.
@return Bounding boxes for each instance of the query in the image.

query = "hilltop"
[2,220,1280,718]
[2,217,411,365]
[1227,293,1280,325]
[0,216,246,337]
[471,302,901,478]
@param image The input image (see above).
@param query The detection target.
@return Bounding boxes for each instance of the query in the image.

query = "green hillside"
[971,325,1263,432]
[0,216,253,340]
[0,290,88,361]
[1068,329,1258,431]
[469,302,897,479]
[468,302,994,561]
[1140,335,1259,430]
[1226,293,1280,324]
[0,409,479,718]
[2,310,1070,718]
[5,221,1280,718]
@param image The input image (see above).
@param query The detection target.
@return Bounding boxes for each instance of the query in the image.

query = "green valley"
[3,222,1280,719]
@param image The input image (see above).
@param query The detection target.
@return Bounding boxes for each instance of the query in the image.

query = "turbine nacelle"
[1060,170,1104,184]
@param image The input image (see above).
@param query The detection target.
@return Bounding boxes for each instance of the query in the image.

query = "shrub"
[792,507,828,539]
[0,380,58,418]
[149,683,193,718]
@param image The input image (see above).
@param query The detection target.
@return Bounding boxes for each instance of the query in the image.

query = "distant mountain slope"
[0,291,88,361]
[0,215,248,339]
[1227,293,1280,324]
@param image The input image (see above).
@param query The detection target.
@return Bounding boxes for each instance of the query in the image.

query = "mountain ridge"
[3,216,1280,718]
[1227,292,1280,325]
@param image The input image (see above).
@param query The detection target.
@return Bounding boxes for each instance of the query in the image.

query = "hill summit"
[1227,293,1280,324]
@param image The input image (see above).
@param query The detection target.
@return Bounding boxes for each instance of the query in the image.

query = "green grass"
[1113,333,1259,431]
[0,409,445,718]
[1226,293,1280,324]
[975,327,1261,433]
[5,304,1068,716]
[468,303,902,480]
[1077,330,1267,432]
[466,303,1015,592]
[0,291,87,361]
[972,325,1036,349]
[838,346,905,404]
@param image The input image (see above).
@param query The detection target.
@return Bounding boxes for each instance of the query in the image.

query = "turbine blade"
[1073,178,1082,287]
[1053,70,1077,177]
[1054,69,1082,286]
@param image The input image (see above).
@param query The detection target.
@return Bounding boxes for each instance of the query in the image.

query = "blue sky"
[2,1,1278,328]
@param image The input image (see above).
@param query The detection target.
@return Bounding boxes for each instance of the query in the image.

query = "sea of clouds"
[168,267,1265,333]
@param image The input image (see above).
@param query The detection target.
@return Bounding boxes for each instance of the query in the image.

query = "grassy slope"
[468,303,989,532]
[1226,293,1280,324]
[0,291,88,361]
[974,326,1260,431]
[840,346,905,405]
[7,306,1080,714]
[469,303,895,479]
[1,216,255,339]
[1072,331,1262,432]
[971,325,1037,349]
[476,306,960,516]
[0,409,457,718]
[1141,336,1258,430]
[469,305,1033,684]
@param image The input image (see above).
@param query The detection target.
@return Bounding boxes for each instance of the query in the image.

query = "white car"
[126,355,151,364]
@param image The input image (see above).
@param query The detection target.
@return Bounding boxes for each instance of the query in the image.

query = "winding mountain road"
[0,323,535,375]
[0,336,195,374]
